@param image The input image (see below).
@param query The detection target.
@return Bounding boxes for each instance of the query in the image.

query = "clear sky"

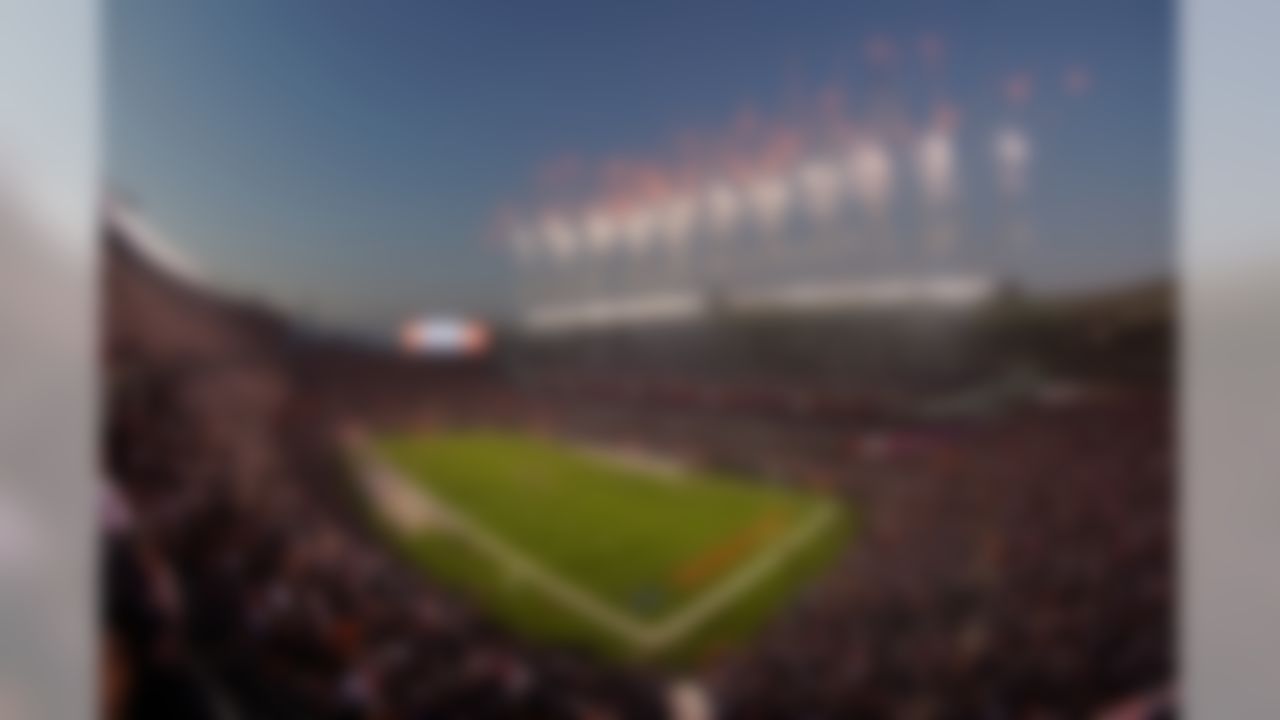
[108,1,1171,334]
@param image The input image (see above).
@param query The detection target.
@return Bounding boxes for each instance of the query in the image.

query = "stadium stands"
[103,213,1172,719]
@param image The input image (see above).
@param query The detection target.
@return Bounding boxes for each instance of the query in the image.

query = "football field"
[361,431,852,664]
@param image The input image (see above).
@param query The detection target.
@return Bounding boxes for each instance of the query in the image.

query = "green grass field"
[366,431,852,665]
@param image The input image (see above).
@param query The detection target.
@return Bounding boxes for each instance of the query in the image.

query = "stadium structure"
[103,200,1173,719]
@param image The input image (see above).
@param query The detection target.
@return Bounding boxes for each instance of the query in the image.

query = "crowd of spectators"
[103,225,1173,719]
[103,229,668,719]
[707,392,1173,718]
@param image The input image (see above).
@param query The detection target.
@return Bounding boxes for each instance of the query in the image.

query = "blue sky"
[108,1,1170,333]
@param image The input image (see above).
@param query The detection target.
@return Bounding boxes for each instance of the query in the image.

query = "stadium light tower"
[993,124,1034,280]
[847,138,896,277]
[541,213,579,307]
[657,194,697,291]
[621,206,658,297]
[915,126,959,271]
[702,179,743,293]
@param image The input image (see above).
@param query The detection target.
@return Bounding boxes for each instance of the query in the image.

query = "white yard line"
[354,448,653,646]
[645,503,837,649]
[359,460,439,532]
[353,448,837,655]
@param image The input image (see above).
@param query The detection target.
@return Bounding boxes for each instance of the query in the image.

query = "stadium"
[102,5,1172,719]
[103,198,1171,719]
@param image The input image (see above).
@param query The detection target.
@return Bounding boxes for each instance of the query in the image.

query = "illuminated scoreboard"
[398,316,492,358]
